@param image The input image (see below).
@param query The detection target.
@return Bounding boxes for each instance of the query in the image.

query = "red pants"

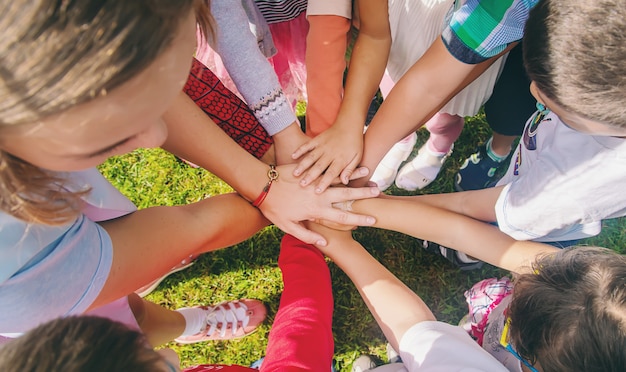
[183,235,334,371]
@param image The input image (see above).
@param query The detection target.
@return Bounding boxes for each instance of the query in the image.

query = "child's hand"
[291,123,364,193]
[305,221,356,256]
[272,122,310,166]
[259,163,379,246]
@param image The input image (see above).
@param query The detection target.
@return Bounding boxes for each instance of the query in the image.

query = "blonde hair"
[0,0,213,224]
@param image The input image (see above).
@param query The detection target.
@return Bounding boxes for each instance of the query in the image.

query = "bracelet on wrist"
[252,164,279,208]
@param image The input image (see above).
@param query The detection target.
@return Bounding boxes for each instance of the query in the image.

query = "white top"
[306,0,351,18]
[496,111,626,242]
[385,0,505,116]
[397,321,508,371]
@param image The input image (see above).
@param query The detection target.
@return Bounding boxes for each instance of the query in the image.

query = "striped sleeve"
[254,0,307,24]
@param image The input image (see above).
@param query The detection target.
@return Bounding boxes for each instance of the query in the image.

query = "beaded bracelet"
[252,164,279,207]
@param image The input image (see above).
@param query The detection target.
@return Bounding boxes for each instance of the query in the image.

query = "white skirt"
[386,0,506,116]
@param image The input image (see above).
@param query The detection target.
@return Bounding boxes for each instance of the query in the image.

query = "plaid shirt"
[442,0,539,64]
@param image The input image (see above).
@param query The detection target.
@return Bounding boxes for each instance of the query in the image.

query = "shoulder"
[399,321,508,371]
[442,0,540,63]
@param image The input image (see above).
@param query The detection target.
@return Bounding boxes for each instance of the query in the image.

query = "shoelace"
[205,301,251,338]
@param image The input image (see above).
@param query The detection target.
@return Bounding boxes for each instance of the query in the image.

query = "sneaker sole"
[135,261,196,298]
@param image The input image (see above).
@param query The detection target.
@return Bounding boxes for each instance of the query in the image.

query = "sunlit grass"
[99,108,625,371]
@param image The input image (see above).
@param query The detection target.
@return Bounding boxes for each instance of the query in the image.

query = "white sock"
[412,147,446,179]
[177,307,208,336]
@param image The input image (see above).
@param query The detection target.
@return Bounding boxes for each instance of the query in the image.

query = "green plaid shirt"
[442,0,539,64]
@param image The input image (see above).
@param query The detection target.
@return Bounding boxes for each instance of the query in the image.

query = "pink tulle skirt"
[266,11,308,106]
[195,11,308,108]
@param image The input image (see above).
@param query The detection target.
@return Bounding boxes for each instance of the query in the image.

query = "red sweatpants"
[183,235,334,371]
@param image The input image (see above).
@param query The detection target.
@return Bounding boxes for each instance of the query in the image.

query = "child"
[10,225,625,371]
[322,190,626,371]
[0,234,336,371]
[410,0,626,265]
[0,0,378,343]
[291,0,534,192]
[196,0,311,165]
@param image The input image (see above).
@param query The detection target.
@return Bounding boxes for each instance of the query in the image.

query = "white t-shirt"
[495,111,626,242]
[396,321,508,372]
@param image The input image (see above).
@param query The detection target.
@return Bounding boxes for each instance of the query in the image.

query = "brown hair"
[508,246,626,372]
[0,316,166,372]
[0,0,213,224]
[523,0,626,128]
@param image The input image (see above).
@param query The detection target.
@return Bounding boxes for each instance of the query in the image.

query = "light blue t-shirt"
[0,168,136,333]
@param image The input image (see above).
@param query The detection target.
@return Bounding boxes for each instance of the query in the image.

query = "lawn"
[98,107,625,371]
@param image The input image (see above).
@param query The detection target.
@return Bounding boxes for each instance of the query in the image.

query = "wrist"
[251,164,279,208]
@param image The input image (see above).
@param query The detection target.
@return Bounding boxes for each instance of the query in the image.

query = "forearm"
[316,226,435,352]
[360,38,499,175]
[337,2,391,130]
[162,92,271,201]
[93,193,268,309]
[351,197,557,273]
[407,186,504,222]
[305,14,350,136]
[211,0,296,136]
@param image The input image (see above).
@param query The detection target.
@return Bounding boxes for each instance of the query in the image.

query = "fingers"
[313,155,365,193]
[315,160,348,193]
[316,219,356,231]
[328,184,380,202]
[293,149,323,178]
[348,167,370,181]
[282,221,328,247]
[340,158,367,185]
[299,154,333,187]
[318,208,376,227]
[324,167,369,187]
[318,185,378,227]
[291,140,317,161]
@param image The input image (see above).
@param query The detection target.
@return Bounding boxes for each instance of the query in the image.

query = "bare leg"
[128,294,185,347]
[490,132,517,157]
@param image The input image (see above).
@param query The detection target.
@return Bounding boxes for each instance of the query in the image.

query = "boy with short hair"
[419,0,626,267]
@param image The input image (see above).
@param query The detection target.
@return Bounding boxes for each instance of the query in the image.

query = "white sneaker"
[370,132,418,191]
[395,143,453,191]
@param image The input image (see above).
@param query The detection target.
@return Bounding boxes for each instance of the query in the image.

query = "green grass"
[98,109,625,371]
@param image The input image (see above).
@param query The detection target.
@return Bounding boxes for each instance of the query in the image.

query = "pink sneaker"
[135,255,197,297]
[174,299,267,344]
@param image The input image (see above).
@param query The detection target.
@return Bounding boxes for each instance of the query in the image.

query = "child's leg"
[305,15,351,137]
[455,44,534,191]
[92,193,268,311]
[424,113,464,154]
[394,113,463,191]
[261,235,334,371]
[127,294,185,346]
